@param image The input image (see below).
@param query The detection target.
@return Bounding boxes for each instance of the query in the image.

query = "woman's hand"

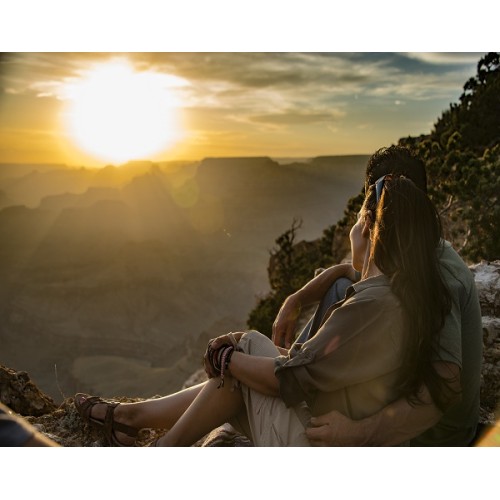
[203,332,244,378]
[209,331,244,350]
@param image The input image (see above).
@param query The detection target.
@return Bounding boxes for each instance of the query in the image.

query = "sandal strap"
[104,403,139,439]
[75,395,104,421]
[76,394,138,442]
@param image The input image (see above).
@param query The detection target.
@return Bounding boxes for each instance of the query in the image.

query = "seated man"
[272,146,483,446]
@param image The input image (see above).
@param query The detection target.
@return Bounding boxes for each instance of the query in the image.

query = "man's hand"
[306,410,364,446]
[306,371,452,446]
[272,294,301,349]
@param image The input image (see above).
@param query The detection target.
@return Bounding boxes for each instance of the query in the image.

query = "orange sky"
[0,52,485,167]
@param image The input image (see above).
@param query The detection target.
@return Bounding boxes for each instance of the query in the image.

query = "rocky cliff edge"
[1,261,499,446]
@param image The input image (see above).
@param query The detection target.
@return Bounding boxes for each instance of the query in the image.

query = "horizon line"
[0,153,372,169]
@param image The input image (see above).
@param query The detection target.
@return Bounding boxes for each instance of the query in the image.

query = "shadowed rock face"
[1,261,499,447]
[0,365,57,417]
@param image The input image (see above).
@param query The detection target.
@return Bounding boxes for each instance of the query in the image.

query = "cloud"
[0,52,485,158]
[250,109,345,126]
[1,52,481,109]
[404,52,486,65]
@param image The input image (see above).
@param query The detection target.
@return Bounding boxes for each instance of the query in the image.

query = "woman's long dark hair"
[366,176,453,412]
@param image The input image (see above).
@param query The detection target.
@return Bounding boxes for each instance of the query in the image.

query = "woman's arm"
[228,352,280,397]
[205,332,284,396]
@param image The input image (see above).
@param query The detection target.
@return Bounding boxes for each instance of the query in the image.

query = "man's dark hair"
[365,145,427,194]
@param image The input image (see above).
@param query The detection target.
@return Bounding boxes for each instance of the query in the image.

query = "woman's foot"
[74,393,139,446]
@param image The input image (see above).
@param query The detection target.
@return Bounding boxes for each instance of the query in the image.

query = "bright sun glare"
[62,59,184,164]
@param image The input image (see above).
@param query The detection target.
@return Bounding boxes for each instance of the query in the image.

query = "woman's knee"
[239,330,279,357]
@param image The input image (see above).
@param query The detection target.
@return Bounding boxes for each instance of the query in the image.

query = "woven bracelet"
[217,345,234,388]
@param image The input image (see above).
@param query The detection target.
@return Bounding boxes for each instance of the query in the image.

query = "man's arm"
[272,263,358,348]
[306,361,460,446]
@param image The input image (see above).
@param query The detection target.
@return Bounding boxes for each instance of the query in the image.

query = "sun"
[62,59,184,164]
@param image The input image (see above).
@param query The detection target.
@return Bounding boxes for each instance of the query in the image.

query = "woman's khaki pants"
[228,330,311,446]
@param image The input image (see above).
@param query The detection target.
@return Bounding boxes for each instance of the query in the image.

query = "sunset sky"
[0,52,486,167]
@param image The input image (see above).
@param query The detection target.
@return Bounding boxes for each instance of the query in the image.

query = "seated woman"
[75,175,454,446]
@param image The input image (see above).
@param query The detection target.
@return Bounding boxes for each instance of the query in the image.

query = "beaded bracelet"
[218,345,234,388]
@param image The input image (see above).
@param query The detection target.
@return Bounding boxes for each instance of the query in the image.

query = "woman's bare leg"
[115,382,206,430]
[79,382,207,444]
[159,376,245,446]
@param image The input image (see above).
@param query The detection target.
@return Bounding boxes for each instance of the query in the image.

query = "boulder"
[0,365,57,417]
[472,261,500,423]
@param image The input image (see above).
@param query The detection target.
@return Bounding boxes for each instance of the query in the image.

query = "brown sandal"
[74,393,139,446]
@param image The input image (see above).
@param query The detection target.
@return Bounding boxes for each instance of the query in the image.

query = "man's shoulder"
[439,240,466,266]
[438,241,481,317]
[438,241,474,285]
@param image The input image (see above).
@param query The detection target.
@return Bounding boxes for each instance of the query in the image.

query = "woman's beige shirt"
[274,275,406,419]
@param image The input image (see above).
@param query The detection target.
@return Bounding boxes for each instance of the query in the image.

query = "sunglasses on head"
[372,174,394,204]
